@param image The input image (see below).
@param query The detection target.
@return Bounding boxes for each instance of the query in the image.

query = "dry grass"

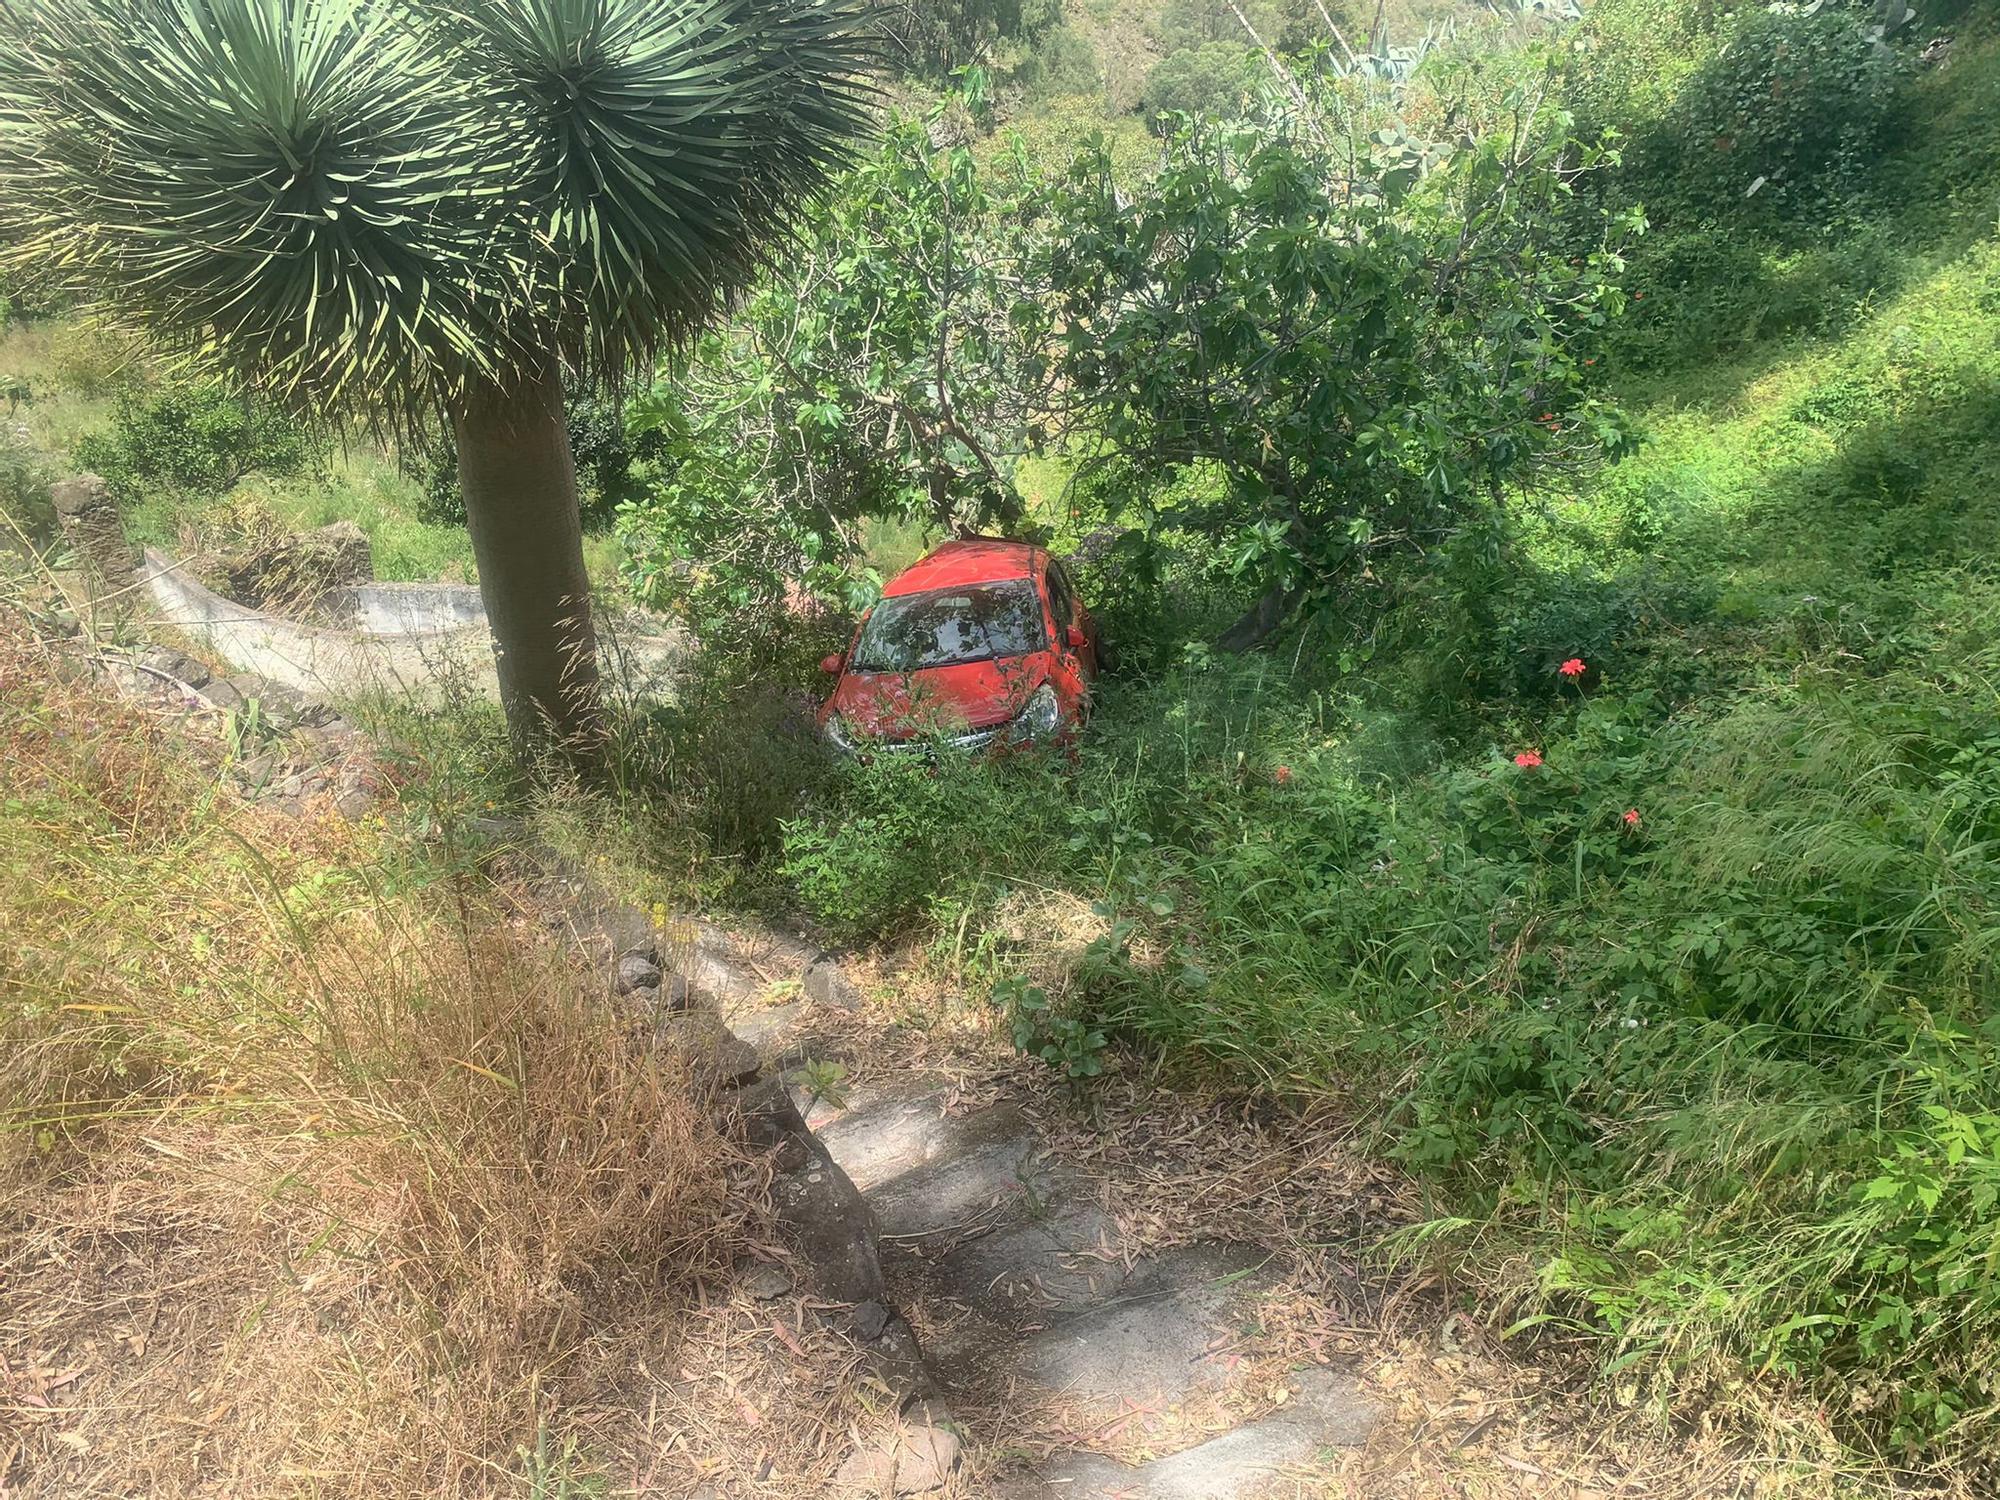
[0,610,762,1497]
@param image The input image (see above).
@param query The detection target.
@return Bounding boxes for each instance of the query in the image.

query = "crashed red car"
[817,538,1101,753]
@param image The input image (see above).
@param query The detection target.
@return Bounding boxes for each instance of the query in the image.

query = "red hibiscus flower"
[1558,657,1587,678]
[1513,750,1543,769]
[1623,808,1642,828]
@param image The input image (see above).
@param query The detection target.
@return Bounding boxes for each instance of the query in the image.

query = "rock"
[138,644,210,690]
[834,1405,962,1496]
[615,949,662,995]
[253,684,305,732]
[234,752,276,789]
[292,722,353,763]
[851,1299,891,1340]
[333,786,373,821]
[202,678,243,711]
[743,1264,794,1302]
[223,520,373,612]
[728,1078,890,1310]
[96,657,150,697]
[657,1011,761,1089]
[803,956,863,1011]
[51,473,136,599]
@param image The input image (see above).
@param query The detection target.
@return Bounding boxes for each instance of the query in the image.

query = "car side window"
[1045,562,1074,628]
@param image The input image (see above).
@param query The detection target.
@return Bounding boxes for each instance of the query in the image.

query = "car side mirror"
[819,653,844,675]
[1065,626,1088,651]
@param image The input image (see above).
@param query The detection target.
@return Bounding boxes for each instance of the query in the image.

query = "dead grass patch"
[0,612,777,1496]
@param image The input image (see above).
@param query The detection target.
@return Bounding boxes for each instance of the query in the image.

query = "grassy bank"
[0,320,626,584]
[680,14,2000,1473]
[0,604,748,1495]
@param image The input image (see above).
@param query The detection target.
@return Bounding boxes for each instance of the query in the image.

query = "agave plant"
[0,0,875,760]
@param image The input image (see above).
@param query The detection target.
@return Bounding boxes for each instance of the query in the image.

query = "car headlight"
[825,714,854,752]
[1005,684,1062,745]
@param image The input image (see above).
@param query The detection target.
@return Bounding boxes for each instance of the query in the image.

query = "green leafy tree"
[619,82,1043,628]
[879,0,1060,80]
[1031,84,1638,648]
[1139,42,1265,126]
[0,0,872,763]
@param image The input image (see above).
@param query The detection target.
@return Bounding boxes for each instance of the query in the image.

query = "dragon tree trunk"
[452,363,607,772]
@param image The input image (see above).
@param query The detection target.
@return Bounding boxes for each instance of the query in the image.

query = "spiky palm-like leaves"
[0,0,874,758]
[0,0,875,416]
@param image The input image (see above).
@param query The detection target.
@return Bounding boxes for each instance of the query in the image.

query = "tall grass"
[0,610,745,1496]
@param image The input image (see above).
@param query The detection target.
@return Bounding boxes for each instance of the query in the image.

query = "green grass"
[0,318,633,586]
[754,13,2000,1472]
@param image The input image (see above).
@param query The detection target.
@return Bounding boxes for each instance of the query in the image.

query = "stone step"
[809,1084,995,1192]
[867,1122,1059,1240]
[908,1203,1139,1323]
[993,1366,1375,1499]
[1015,1246,1267,1406]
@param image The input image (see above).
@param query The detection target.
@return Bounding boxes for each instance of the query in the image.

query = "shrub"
[0,444,54,545]
[74,377,314,501]
[1138,43,1262,126]
[44,320,144,397]
[1017,23,1102,99]
[781,749,1069,940]
[1655,7,1904,229]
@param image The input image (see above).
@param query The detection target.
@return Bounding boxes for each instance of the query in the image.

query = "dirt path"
[680,923,1725,1500]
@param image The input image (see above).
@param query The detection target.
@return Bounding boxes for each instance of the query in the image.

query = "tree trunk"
[451,363,606,770]
[1215,578,1302,653]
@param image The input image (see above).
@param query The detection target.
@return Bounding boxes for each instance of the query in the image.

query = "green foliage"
[618,84,1042,631]
[883,0,1063,80]
[1643,6,1905,230]
[1031,90,1638,646]
[1017,23,1104,99]
[0,0,876,420]
[74,379,315,502]
[0,443,54,544]
[1139,43,1264,125]
[780,748,1067,940]
[1149,0,1256,51]
[997,974,1107,1084]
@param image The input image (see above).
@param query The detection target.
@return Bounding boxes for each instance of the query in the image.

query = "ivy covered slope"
[765,1,2000,1472]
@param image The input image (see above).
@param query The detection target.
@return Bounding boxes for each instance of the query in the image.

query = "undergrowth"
[686,9,2000,1472]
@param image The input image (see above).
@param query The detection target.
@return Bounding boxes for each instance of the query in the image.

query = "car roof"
[882,537,1040,597]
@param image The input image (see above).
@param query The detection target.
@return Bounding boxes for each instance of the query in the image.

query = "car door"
[1044,559,1097,681]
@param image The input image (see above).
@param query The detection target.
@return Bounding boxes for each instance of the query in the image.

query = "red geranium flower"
[1274,765,1293,785]
[1623,808,1642,828]
[1513,750,1543,769]
[1558,657,1587,678]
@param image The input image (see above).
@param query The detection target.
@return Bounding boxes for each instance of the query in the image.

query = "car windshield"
[850,579,1047,673]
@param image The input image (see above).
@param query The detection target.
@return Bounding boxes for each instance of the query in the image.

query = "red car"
[817,538,1102,753]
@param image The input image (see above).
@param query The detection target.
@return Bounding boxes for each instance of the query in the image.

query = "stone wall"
[51,473,137,610]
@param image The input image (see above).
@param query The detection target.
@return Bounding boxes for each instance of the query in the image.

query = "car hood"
[832,658,1044,740]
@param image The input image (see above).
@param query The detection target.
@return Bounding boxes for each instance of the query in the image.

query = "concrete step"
[1015,1245,1268,1406]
